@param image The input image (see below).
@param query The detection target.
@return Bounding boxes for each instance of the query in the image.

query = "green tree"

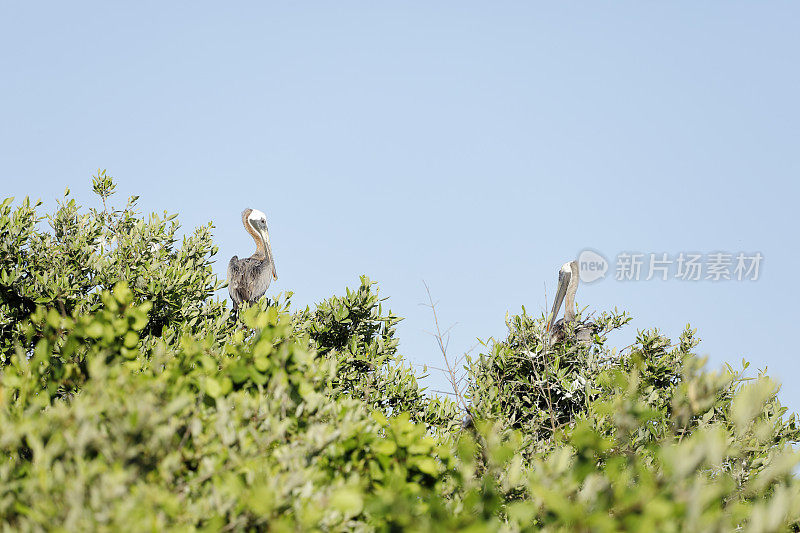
[1,174,798,531]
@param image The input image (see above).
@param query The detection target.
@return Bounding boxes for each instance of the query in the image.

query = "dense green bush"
[1,174,799,531]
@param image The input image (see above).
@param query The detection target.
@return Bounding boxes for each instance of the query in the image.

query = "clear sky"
[2,3,799,409]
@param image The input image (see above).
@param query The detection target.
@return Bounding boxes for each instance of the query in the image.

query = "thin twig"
[422,281,469,413]
[529,281,557,434]
[431,389,459,396]
[410,362,447,372]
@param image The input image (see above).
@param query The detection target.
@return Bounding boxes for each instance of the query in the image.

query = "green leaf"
[412,456,439,476]
[331,488,363,517]
[372,439,397,456]
[204,378,222,398]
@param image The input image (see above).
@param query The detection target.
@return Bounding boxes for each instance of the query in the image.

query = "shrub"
[1,174,798,531]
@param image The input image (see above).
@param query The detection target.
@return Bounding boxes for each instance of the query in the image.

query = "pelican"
[546,260,592,344]
[227,208,277,311]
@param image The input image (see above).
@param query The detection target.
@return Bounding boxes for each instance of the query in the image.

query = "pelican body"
[546,260,592,343]
[227,208,277,311]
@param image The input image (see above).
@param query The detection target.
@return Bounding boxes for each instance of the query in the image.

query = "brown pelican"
[546,260,592,344]
[227,208,277,311]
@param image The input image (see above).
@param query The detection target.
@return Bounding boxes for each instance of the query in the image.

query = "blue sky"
[2,3,799,409]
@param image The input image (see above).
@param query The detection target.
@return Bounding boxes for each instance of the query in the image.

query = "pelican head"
[243,208,277,281]
[547,260,579,332]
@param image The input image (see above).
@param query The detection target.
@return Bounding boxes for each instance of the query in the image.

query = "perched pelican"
[227,208,277,311]
[546,260,592,344]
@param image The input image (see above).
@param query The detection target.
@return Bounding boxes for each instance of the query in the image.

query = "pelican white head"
[547,260,579,332]
[247,208,267,228]
[242,208,277,281]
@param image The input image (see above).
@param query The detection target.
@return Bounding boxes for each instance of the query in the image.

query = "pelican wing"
[244,256,273,301]
[227,256,245,309]
[228,255,273,309]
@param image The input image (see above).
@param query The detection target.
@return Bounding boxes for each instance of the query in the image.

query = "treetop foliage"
[1,172,798,531]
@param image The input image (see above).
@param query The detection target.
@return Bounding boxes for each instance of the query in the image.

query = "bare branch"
[422,281,469,414]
